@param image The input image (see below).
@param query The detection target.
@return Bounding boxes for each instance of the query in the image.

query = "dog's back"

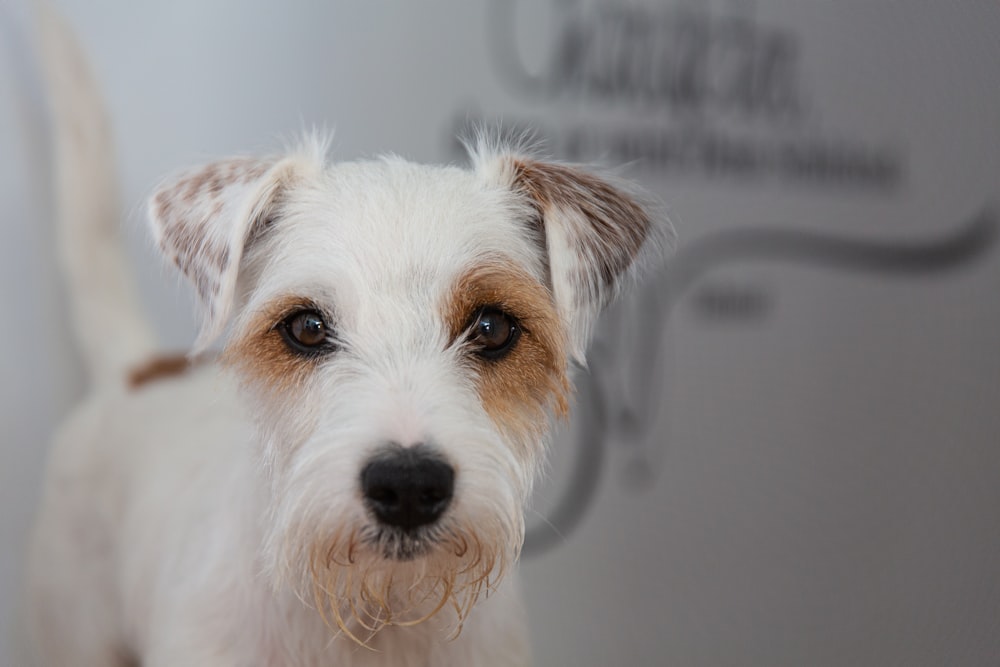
[28,365,258,665]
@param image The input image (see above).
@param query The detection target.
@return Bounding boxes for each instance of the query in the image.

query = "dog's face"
[149,137,656,640]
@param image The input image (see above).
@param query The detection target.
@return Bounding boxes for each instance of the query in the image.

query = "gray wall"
[2,1,999,664]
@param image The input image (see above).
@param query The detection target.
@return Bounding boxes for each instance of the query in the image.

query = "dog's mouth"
[365,524,450,561]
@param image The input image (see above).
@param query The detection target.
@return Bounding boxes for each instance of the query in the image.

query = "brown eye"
[279,309,332,356]
[470,308,520,360]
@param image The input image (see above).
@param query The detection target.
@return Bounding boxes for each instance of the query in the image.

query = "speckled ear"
[473,148,659,363]
[148,155,305,351]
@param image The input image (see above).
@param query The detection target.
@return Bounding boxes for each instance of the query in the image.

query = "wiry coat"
[25,5,668,666]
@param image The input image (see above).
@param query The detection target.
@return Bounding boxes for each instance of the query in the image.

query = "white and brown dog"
[25,6,668,666]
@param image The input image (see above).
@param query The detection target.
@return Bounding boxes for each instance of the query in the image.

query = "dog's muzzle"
[360,444,455,531]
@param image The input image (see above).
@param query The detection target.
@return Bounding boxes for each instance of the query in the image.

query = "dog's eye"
[469,308,520,360]
[279,310,332,355]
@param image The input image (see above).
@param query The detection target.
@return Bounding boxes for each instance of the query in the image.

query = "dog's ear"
[474,150,662,362]
[148,155,308,352]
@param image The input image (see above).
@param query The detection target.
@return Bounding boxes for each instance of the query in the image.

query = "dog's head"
[149,134,665,641]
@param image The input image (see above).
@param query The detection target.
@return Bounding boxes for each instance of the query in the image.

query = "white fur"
[33,0,155,385]
[26,5,665,666]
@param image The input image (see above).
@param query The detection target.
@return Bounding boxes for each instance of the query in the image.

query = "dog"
[25,5,668,666]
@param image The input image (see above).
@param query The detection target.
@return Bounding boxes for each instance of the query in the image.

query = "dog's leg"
[25,405,135,667]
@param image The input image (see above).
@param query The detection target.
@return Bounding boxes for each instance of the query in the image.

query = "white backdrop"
[3,1,999,665]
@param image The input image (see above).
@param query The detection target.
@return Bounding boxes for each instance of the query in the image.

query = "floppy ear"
[148,155,307,352]
[475,150,662,362]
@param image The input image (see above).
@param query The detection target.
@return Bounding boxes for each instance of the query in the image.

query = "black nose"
[360,445,455,530]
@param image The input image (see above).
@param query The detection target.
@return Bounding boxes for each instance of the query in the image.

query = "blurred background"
[2,1,999,664]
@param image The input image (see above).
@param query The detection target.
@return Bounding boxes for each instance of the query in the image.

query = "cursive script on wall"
[490,0,803,121]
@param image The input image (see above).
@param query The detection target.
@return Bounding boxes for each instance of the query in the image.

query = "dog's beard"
[253,410,532,646]
[302,516,518,646]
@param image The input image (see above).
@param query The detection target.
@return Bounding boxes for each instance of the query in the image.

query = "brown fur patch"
[153,158,273,319]
[221,296,323,395]
[510,158,650,291]
[445,262,570,441]
[127,353,195,390]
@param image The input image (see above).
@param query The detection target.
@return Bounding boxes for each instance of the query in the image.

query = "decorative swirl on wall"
[523,206,997,557]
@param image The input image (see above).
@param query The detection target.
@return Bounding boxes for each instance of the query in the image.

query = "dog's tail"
[34,3,155,386]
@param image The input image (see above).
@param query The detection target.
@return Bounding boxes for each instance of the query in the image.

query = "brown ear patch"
[221,296,324,397]
[446,262,570,443]
[152,157,272,321]
[510,158,651,293]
